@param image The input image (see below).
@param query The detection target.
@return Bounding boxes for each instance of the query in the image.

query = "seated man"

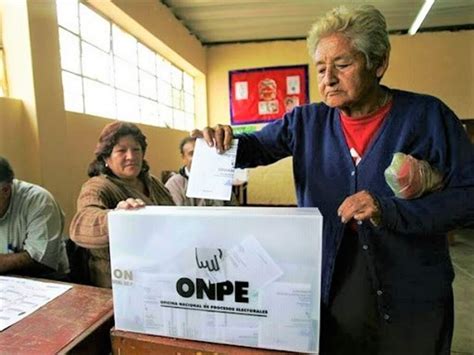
[165,137,237,206]
[0,156,69,280]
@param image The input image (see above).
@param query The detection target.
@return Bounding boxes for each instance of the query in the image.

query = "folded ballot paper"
[108,206,322,353]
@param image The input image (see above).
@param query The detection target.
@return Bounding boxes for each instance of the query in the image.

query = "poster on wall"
[229,65,309,125]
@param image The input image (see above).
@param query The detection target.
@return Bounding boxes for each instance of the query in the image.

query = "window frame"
[56,0,195,130]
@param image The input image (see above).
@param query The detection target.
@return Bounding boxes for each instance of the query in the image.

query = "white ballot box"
[108,206,323,353]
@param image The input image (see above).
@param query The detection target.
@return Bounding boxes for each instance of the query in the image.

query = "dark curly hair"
[87,121,150,178]
[0,156,14,184]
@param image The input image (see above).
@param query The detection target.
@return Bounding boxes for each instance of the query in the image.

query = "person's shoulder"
[284,101,334,130]
[148,173,178,196]
[146,172,170,187]
[164,172,185,188]
[77,175,114,197]
[291,102,330,117]
[390,89,464,140]
[81,175,109,188]
[15,179,50,197]
[392,88,448,110]
[149,173,163,181]
[392,88,458,122]
[14,179,57,206]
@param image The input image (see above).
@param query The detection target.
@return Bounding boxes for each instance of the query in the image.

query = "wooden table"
[0,281,114,354]
[111,328,301,355]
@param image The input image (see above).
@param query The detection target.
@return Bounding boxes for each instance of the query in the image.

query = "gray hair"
[307,5,390,70]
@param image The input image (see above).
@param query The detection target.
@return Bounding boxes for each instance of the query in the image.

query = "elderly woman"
[70,121,174,288]
[194,5,474,355]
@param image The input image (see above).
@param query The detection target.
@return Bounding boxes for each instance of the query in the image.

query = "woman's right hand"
[115,198,146,210]
[191,124,234,153]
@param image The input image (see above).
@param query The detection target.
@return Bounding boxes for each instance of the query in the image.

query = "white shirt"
[164,168,230,207]
[0,180,69,277]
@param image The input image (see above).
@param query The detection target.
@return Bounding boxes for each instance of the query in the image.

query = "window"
[56,0,195,130]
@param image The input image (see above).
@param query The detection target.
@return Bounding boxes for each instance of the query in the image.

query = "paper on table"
[0,276,72,331]
[186,138,238,201]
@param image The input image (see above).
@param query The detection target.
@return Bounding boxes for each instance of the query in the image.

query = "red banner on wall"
[229,65,309,125]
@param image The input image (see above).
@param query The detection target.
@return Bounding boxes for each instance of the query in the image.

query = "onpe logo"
[175,247,249,303]
[113,268,133,281]
[195,248,223,272]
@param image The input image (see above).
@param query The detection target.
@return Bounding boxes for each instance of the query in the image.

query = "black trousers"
[320,229,453,355]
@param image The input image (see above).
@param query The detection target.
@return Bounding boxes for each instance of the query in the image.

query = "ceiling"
[160,0,474,45]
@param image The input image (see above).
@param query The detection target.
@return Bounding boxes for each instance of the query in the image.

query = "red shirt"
[340,99,393,231]
[340,100,393,165]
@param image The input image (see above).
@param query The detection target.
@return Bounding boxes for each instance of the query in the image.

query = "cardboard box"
[109,206,322,353]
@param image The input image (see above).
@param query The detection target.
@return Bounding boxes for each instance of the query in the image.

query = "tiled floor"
[451,229,474,355]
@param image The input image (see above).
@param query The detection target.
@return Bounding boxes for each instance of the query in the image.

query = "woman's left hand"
[337,190,381,225]
[115,198,146,210]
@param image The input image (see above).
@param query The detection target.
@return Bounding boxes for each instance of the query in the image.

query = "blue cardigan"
[236,89,474,316]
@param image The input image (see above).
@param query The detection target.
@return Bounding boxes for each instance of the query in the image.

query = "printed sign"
[229,65,309,125]
[109,206,322,353]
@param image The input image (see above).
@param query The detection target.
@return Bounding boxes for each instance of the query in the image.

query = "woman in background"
[70,121,174,288]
